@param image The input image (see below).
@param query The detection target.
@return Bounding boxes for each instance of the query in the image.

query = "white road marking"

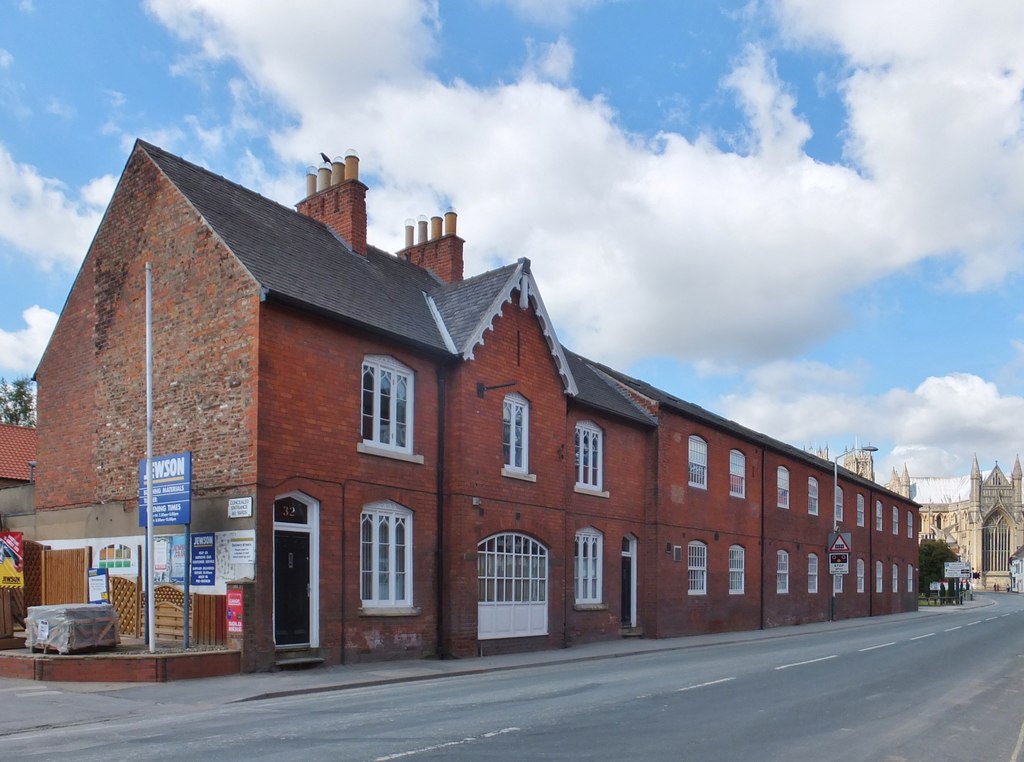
[675,677,736,692]
[986,616,998,621]
[858,642,896,652]
[375,727,520,761]
[945,626,961,632]
[910,633,935,641]
[967,621,982,626]
[775,655,838,670]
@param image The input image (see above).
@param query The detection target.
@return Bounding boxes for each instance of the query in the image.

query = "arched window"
[360,501,413,607]
[502,394,530,474]
[875,501,883,531]
[729,450,746,497]
[807,553,818,593]
[728,545,745,594]
[892,563,899,592]
[907,565,914,593]
[835,487,844,523]
[777,550,789,593]
[906,510,914,539]
[361,356,414,453]
[875,560,883,593]
[892,506,899,535]
[689,436,708,489]
[688,541,708,595]
[574,422,603,491]
[983,513,1010,572]
[808,477,819,515]
[857,558,865,593]
[478,533,548,639]
[574,528,603,604]
[856,494,866,527]
[777,467,790,509]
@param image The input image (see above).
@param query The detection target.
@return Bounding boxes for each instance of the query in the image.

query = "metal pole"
[146,263,156,653]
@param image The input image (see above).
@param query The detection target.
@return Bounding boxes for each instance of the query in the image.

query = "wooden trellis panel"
[41,547,88,605]
[23,540,44,609]
[111,575,141,637]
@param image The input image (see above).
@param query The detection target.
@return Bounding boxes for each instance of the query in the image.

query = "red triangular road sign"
[829,534,851,552]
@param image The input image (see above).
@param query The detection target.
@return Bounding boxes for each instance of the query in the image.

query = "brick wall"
[256,304,442,664]
[36,147,261,515]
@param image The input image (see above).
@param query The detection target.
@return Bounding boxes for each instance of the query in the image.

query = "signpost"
[827,532,852,622]
[944,561,971,579]
[139,451,193,647]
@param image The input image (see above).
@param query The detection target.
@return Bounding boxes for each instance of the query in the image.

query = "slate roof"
[563,350,656,427]
[431,262,521,352]
[0,423,36,482]
[140,141,452,355]
[589,360,913,501]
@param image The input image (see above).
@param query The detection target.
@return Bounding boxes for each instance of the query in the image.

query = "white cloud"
[44,97,74,119]
[720,364,1024,479]
[0,143,110,271]
[522,36,575,84]
[0,306,58,376]
[0,49,12,69]
[145,0,1024,370]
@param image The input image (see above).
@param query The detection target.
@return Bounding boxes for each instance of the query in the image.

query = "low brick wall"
[0,649,240,682]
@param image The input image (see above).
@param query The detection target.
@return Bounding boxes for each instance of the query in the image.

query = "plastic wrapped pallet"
[25,604,120,654]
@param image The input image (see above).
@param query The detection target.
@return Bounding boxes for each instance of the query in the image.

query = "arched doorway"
[273,492,319,649]
[621,535,637,629]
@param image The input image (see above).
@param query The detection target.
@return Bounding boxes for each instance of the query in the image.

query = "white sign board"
[228,497,253,519]
[944,561,971,579]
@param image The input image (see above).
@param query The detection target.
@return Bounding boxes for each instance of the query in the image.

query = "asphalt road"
[3,597,1024,761]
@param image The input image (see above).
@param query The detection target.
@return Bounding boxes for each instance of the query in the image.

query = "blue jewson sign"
[138,452,192,526]
[190,532,216,586]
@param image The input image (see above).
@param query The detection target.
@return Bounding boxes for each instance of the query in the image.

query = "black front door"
[274,531,310,646]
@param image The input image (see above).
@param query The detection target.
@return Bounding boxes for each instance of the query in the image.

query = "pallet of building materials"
[25,604,120,654]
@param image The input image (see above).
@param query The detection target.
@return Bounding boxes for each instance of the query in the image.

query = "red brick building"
[28,142,919,670]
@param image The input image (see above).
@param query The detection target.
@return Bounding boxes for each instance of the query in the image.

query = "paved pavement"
[0,596,996,710]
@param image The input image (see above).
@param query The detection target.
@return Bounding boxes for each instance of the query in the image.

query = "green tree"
[0,376,36,426]
[918,539,957,592]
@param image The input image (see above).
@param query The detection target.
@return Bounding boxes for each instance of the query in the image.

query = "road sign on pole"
[827,532,852,575]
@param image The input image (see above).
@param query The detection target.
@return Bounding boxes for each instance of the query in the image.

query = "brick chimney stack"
[399,208,464,284]
[296,150,367,256]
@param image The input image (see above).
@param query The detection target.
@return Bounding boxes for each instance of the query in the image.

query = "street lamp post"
[831,444,878,622]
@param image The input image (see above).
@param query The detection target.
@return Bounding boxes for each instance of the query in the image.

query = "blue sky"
[3,0,1024,479]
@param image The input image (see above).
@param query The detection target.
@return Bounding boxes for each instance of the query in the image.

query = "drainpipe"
[435,365,448,658]
[759,444,766,630]
[868,488,874,617]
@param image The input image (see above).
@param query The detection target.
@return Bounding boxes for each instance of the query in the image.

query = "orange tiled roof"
[0,423,36,482]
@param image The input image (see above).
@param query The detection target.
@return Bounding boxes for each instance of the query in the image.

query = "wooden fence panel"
[193,593,226,645]
[41,547,88,605]
[0,591,12,638]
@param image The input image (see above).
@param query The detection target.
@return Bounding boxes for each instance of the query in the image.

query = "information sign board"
[138,452,192,526]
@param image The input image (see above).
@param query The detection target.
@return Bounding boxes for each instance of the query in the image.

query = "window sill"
[501,467,536,483]
[687,591,706,597]
[573,485,609,499]
[358,606,421,617]
[729,590,744,596]
[573,602,608,611]
[357,442,425,464]
[688,483,707,491]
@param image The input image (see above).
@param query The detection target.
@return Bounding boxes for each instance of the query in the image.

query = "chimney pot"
[444,208,457,236]
[317,166,331,192]
[430,216,443,241]
[417,215,429,244]
[404,219,415,248]
[330,156,344,186]
[344,149,360,181]
[305,166,317,198]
